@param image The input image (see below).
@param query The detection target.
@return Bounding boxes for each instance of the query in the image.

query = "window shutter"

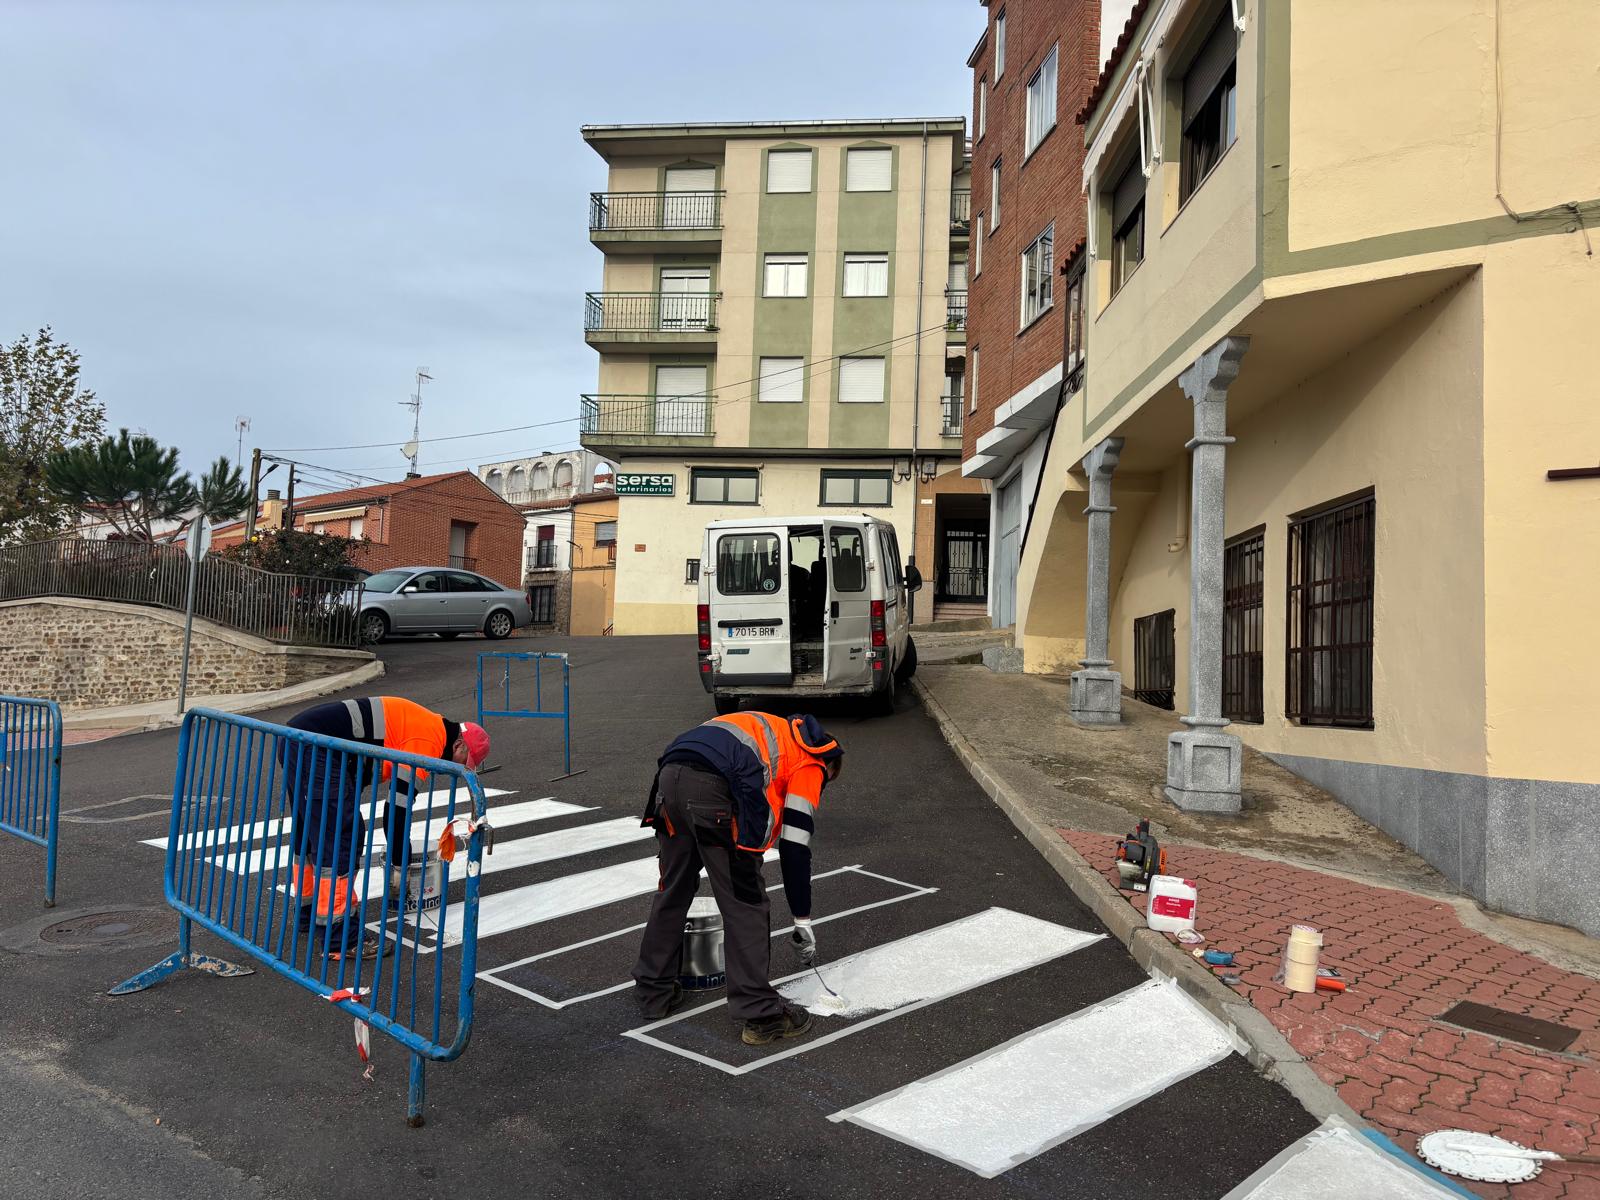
[664,166,715,192]
[655,366,707,397]
[948,259,968,292]
[838,357,885,403]
[846,148,892,192]
[767,150,812,193]
[1184,18,1238,125]
[758,357,804,403]
[1112,163,1144,229]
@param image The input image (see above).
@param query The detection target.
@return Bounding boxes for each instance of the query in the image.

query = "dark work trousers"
[632,762,784,1022]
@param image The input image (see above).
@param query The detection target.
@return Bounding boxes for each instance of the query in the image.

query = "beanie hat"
[459,722,491,769]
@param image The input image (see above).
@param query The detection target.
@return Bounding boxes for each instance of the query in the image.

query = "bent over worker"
[632,711,842,1045]
[279,696,490,957]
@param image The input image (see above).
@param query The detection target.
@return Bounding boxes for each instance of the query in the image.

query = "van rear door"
[823,521,873,689]
[709,527,792,686]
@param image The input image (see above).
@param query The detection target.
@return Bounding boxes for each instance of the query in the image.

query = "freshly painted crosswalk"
[1221,1117,1464,1199]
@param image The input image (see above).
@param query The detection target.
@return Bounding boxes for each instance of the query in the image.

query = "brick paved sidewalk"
[1062,829,1600,1200]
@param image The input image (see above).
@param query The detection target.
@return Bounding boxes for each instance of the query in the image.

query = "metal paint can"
[384,837,444,915]
[679,895,725,990]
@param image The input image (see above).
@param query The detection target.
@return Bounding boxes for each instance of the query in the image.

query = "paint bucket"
[1146,876,1198,934]
[1281,924,1323,992]
[384,837,444,916]
[679,896,725,990]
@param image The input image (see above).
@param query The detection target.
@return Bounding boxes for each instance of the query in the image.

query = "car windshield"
[361,569,413,594]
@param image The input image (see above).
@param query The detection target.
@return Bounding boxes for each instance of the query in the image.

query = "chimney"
[260,489,285,531]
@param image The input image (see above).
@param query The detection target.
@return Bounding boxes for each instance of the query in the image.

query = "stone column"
[1165,336,1250,812]
[1069,436,1125,726]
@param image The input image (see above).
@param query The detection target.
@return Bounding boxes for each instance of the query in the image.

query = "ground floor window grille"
[529,585,554,624]
[1133,609,1175,710]
[1286,491,1375,728]
[1223,528,1264,723]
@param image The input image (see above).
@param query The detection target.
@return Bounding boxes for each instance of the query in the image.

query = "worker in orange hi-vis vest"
[278,696,490,960]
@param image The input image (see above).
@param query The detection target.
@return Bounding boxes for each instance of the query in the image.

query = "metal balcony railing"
[941,392,963,437]
[589,191,724,232]
[530,542,558,569]
[584,292,721,335]
[448,554,477,571]
[951,189,971,229]
[580,394,714,438]
[946,290,967,331]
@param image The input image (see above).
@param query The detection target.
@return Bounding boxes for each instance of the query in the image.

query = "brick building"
[211,471,525,588]
[962,0,1099,627]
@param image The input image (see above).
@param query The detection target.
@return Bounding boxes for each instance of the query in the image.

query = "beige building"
[578,119,976,635]
[986,0,1600,932]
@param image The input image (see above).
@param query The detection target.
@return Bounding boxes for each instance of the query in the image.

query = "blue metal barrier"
[0,694,63,907]
[108,707,488,1127]
[475,651,582,780]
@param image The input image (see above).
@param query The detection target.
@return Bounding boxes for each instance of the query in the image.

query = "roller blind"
[767,150,812,193]
[948,259,968,291]
[656,366,706,396]
[758,357,804,403]
[846,148,892,192]
[664,166,715,192]
[838,357,885,403]
[1112,162,1145,229]
[1183,17,1238,125]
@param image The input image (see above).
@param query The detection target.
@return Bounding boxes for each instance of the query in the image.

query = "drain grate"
[1438,1000,1579,1052]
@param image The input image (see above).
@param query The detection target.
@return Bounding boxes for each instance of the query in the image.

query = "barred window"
[1133,609,1175,710]
[1286,492,1375,728]
[1223,528,1264,723]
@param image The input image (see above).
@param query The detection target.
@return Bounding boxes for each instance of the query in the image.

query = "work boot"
[742,1002,814,1046]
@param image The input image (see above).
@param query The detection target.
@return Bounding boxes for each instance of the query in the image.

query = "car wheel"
[358,611,389,645]
[713,693,740,715]
[873,669,897,716]
[894,637,918,684]
[437,632,460,641]
[484,609,515,640]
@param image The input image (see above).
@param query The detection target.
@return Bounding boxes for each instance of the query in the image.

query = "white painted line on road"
[829,978,1242,1178]
[477,865,939,1010]
[1220,1117,1464,1200]
[622,907,1103,1075]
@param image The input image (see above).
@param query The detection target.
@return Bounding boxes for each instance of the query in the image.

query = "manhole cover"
[1438,1000,1579,1053]
[0,906,172,955]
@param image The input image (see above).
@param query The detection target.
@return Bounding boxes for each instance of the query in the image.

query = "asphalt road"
[0,634,1316,1199]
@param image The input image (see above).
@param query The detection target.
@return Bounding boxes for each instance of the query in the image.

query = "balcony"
[588,191,724,253]
[950,189,971,237]
[503,485,577,508]
[941,391,963,438]
[448,554,477,571]
[580,394,715,450]
[583,292,720,353]
[946,290,967,339]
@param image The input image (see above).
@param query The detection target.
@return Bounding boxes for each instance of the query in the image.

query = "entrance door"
[659,268,711,331]
[993,477,1022,628]
[663,166,716,228]
[823,521,872,688]
[938,521,989,602]
[654,365,708,436]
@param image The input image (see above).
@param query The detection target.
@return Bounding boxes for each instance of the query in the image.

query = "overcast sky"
[2,0,975,496]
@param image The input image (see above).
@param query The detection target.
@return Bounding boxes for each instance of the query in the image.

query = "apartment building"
[578,118,975,635]
[987,0,1600,933]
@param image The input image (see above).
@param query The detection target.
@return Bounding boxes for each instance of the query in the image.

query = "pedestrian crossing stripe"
[828,977,1243,1177]
[622,907,1104,1076]
[1219,1117,1470,1200]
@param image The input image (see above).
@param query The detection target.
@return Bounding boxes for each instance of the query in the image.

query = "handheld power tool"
[1114,818,1166,892]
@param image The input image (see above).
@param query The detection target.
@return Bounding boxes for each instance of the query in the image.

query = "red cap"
[459,722,491,769]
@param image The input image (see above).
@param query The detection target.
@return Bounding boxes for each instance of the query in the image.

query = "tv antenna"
[234,416,251,465]
[400,367,431,476]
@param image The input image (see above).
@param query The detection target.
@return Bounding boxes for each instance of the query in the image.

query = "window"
[684,558,700,585]
[509,465,526,494]
[767,149,812,193]
[969,345,979,413]
[485,470,503,495]
[838,356,886,403]
[312,523,326,534]
[1110,160,1145,296]
[830,527,867,591]
[533,524,557,568]
[977,78,988,139]
[846,147,892,192]
[446,571,493,592]
[1180,16,1239,204]
[990,159,1001,229]
[1223,527,1264,724]
[878,527,904,590]
[942,371,964,435]
[410,572,446,594]
[995,8,1006,77]
[842,252,889,297]
[974,218,984,273]
[716,533,781,595]
[763,253,808,297]
[1287,492,1375,728]
[528,585,554,624]
[349,516,364,539]
[691,468,760,505]
[1025,45,1059,156]
[1020,224,1054,326]
[758,357,804,403]
[820,470,892,507]
[1065,259,1086,381]
[1133,609,1176,710]
[595,520,617,545]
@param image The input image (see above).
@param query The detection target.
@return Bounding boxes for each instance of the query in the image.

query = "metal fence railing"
[584,292,721,335]
[0,538,364,649]
[946,290,968,331]
[951,189,971,228]
[0,695,63,906]
[580,394,714,438]
[109,708,490,1125]
[942,390,964,437]
[589,191,724,232]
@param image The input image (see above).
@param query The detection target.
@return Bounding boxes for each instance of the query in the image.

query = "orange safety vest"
[372,696,451,790]
[705,711,833,851]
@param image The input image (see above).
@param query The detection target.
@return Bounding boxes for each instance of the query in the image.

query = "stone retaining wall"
[0,598,375,710]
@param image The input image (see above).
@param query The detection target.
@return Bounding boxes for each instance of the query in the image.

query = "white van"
[696,514,922,714]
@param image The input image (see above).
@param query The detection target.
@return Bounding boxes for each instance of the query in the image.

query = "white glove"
[790,918,817,966]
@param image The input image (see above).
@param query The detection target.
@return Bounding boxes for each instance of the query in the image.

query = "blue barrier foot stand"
[107,950,188,996]
[407,1053,426,1128]
[185,952,254,979]
[548,768,588,783]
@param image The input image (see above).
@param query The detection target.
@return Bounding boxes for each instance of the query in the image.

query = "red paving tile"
[1061,828,1600,1200]
[62,727,130,746]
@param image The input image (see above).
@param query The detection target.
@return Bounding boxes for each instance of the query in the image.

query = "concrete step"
[914,615,993,633]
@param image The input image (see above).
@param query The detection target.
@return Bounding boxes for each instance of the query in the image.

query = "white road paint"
[830,978,1241,1177]
[477,865,938,1009]
[1221,1117,1464,1200]
[624,907,1103,1075]
[145,787,520,852]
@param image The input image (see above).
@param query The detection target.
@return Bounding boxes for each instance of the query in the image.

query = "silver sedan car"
[355,566,533,644]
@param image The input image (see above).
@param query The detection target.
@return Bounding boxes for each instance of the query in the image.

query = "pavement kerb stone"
[911,676,1366,1130]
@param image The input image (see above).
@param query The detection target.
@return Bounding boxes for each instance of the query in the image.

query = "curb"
[911,675,1365,1129]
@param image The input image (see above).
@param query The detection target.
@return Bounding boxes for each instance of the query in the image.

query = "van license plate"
[727,625,778,638]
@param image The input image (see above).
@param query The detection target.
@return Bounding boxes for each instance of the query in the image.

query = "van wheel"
[894,637,918,684]
[874,670,897,716]
[713,694,740,715]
